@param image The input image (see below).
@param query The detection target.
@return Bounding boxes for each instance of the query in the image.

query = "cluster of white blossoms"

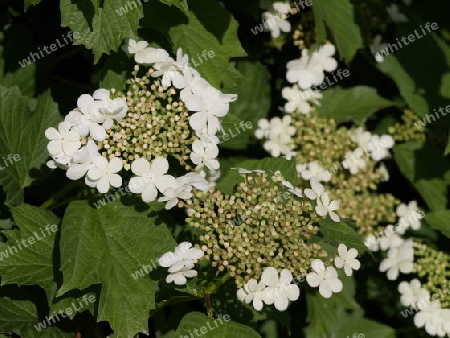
[306,245,360,299]
[45,39,238,209]
[398,279,450,337]
[305,178,340,222]
[296,161,331,182]
[158,242,204,285]
[255,43,338,159]
[237,244,360,311]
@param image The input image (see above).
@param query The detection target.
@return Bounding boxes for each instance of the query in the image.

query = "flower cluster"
[45,39,237,209]
[261,2,292,38]
[159,242,204,285]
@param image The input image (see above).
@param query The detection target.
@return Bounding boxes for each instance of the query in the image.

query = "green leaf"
[57,200,176,337]
[319,217,369,254]
[60,0,143,63]
[393,140,450,211]
[0,205,59,303]
[378,55,429,118]
[24,0,42,11]
[440,72,450,99]
[173,312,261,338]
[2,65,36,97]
[220,61,270,149]
[317,86,394,123]
[99,51,130,91]
[311,0,363,62]
[0,295,74,337]
[0,86,61,205]
[215,158,298,195]
[169,0,246,89]
[334,318,395,338]
[424,210,450,239]
[445,131,450,155]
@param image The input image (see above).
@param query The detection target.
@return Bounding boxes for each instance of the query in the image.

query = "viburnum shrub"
[1,0,450,337]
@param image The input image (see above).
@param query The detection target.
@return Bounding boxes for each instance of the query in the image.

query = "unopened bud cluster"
[182,170,329,286]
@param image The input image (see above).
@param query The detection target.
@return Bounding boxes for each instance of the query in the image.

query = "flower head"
[306,259,343,298]
[334,244,360,276]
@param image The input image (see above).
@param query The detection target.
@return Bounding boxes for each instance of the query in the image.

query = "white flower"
[306,259,343,298]
[65,140,101,181]
[342,149,366,174]
[260,267,300,311]
[178,172,209,191]
[185,86,230,135]
[379,163,390,181]
[315,192,340,222]
[414,301,443,336]
[367,135,394,161]
[282,85,322,114]
[379,240,414,280]
[158,179,193,210]
[86,157,123,193]
[190,140,219,170]
[159,242,204,285]
[396,201,422,234]
[122,38,169,64]
[310,43,338,72]
[255,119,271,139]
[299,161,331,182]
[281,180,302,197]
[286,50,324,89]
[151,48,189,89]
[386,4,408,23]
[370,35,388,63]
[351,127,372,149]
[334,244,360,276]
[237,279,267,311]
[398,279,430,307]
[45,122,81,157]
[91,89,128,127]
[128,157,176,203]
[378,226,404,251]
[261,9,291,38]
[434,309,450,337]
[364,234,380,252]
[304,177,324,200]
[262,116,296,157]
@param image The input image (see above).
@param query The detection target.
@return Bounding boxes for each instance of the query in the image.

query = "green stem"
[40,180,82,209]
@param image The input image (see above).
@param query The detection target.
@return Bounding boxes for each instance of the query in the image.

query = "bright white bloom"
[396,201,422,234]
[433,309,450,337]
[315,192,340,222]
[122,38,169,64]
[86,157,123,193]
[379,240,414,280]
[158,179,193,210]
[65,140,101,181]
[237,279,267,311]
[281,180,302,197]
[310,43,338,72]
[342,149,366,174]
[334,244,360,276]
[128,157,176,203]
[262,116,296,157]
[190,140,219,170]
[306,259,343,298]
[185,86,230,135]
[45,122,81,157]
[151,48,189,89]
[282,85,322,114]
[386,4,408,23]
[255,119,271,139]
[299,161,331,182]
[364,234,380,252]
[261,2,291,38]
[286,50,324,89]
[398,279,430,307]
[351,127,372,149]
[159,242,204,285]
[91,89,128,128]
[178,172,209,191]
[378,226,404,251]
[304,178,324,200]
[367,135,394,161]
[371,35,388,63]
[260,267,300,311]
[414,301,443,336]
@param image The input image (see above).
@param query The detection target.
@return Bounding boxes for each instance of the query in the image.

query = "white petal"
[131,158,151,176]
[261,267,279,287]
